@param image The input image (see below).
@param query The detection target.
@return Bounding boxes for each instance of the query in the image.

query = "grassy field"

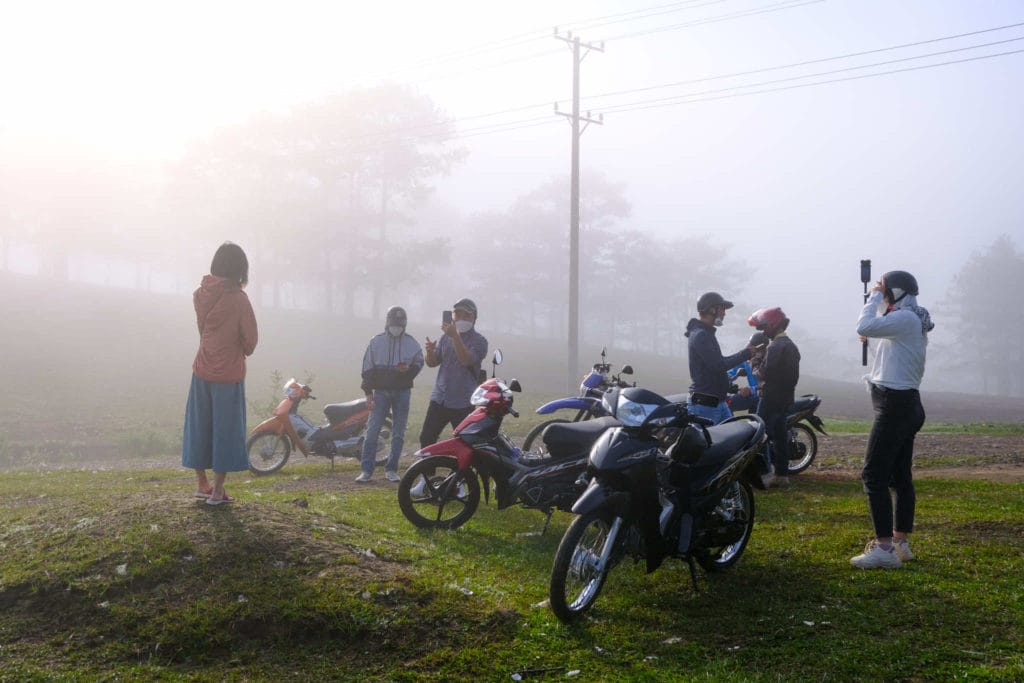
[1,460,1021,682]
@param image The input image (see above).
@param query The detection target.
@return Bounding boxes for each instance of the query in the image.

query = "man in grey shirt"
[417,298,489,448]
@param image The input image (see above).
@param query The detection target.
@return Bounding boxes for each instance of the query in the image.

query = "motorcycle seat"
[543,416,621,459]
[663,393,689,405]
[789,394,820,414]
[324,399,368,424]
[699,420,760,468]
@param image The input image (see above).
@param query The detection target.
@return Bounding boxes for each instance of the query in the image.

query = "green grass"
[1,463,1021,681]
[823,419,1024,435]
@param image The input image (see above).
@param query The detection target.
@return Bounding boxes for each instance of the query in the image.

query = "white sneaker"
[384,470,401,482]
[850,541,902,569]
[760,473,774,488]
[893,539,915,562]
[354,472,372,483]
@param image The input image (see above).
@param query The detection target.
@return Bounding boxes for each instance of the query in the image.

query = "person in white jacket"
[850,270,934,569]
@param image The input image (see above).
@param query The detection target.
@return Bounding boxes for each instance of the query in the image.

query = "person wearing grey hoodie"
[850,270,934,569]
[356,306,424,482]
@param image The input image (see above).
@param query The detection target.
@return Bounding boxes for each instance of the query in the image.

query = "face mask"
[713,316,724,327]
[387,325,404,337]
[455,320,473,334]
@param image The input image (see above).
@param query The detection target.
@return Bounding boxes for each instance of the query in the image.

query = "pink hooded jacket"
[192,275,258,384]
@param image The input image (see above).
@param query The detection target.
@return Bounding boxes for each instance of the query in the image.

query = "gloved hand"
[748,331,769,349]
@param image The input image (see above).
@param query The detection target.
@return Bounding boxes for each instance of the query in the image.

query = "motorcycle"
[397,350,621,532]
[725,382,828,474]
[548,386,766,623]
[246,378,390,475]
[522,347,634,453]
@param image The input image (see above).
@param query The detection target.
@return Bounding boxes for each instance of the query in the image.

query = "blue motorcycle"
[522,348,634,453]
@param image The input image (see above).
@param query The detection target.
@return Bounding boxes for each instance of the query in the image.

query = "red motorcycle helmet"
[748,307,789,337]
[470,378,514,414]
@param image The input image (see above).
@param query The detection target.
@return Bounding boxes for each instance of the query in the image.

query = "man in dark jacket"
[356,306,424,483]
[685,292,755,424]
[749,307,801,487]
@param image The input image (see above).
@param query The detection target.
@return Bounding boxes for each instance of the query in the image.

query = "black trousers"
[757,401,790,476]
[418,401,474,449]
[862,384,926,538]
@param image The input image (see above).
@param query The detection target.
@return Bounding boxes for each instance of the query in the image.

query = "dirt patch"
[805,433,1024,483]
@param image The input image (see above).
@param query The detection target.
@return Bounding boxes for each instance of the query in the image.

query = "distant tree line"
[2,85,1021,395]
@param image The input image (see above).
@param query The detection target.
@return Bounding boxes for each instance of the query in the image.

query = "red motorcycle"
[397,351,619,531]
[246,378,390,475]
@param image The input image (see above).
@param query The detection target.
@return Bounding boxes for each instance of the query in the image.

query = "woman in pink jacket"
[182,242,258,505]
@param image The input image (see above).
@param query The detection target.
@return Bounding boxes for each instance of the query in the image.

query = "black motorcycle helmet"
[385,306,407,331]
[882,271,919,305]
[667,423,710,465]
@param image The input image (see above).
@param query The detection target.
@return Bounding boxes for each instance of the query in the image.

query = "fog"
[2,0,1023,397]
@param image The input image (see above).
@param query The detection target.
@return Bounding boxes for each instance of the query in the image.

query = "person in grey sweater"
[356,306,424,483]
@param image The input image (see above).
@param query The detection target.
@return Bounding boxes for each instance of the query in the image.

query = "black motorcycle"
[783,394,828,474]
[548,387,766,623]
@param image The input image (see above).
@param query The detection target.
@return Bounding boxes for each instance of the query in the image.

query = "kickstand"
[541,509,553,535]
[686,556,700,591]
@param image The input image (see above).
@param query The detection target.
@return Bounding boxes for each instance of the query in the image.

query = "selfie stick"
[860,259,871,366]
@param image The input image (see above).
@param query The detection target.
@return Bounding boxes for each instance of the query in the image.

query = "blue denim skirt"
[181,373,249,473]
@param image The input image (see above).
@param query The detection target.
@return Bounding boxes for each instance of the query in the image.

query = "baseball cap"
[697,291,733,313]
[452,298,478,316]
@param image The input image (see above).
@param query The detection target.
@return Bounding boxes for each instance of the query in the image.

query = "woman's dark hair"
[210,241,249,287]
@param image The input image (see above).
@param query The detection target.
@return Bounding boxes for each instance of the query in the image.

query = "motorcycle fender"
[535,397,593,415]
[250,416,284,435]
[250,416,307,455]
[571,480,628,516]
[415,437,475,470]
[806,415,829,435]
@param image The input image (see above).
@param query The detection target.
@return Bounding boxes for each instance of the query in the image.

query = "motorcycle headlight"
[616,395,658,427]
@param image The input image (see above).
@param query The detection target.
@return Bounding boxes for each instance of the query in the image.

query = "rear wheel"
[522,418,571,454]
[549,512,619,623]
[397,456,480,530]
[696,481,755,571]
[786,423,817,474]
[247,432,291,475]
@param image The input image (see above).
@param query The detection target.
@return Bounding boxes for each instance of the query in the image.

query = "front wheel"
[786,423,817,474]
[397,456,481,530]
[696,481,755,572]
[522,418,571,454]
[549,512,620,623]
[247,432,291,475]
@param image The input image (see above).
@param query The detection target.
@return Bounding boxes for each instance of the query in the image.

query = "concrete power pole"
[555,30,603,393]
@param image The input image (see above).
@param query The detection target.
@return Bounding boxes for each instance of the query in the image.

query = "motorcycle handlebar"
[509,408,520,418]
[687,414,715,427]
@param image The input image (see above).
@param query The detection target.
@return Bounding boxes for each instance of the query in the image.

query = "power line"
[594,47,1024,114]
[601,0,826,42]
[580,21,1024,104]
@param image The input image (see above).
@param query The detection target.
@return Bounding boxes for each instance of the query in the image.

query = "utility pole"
[555,29,603,393]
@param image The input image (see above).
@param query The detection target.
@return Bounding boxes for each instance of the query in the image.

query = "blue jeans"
[360,389,411,475]
[687,401,733,425]
[862,384,925,537]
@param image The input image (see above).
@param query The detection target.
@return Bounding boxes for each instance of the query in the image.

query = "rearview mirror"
[508,379,522,392]
[492,349,503,366]
[620,365,633,375]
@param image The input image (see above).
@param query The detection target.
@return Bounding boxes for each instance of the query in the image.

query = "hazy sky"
[3,0,1023,380]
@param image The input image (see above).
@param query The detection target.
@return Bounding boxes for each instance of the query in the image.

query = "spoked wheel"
[786,423,817,474]
[696,481,755,572]
[397,456,480,530]
[373,418,394,466]
[247,432,291,475]
[549,512,620,623]
[522,418,571,454]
